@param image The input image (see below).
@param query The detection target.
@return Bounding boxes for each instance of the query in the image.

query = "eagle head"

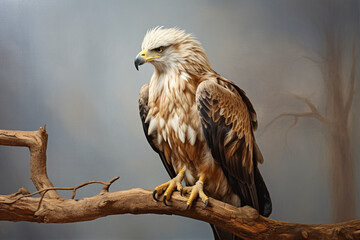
[135,27,211,73]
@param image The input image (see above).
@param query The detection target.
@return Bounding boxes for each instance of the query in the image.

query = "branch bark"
[1,188,360,240]
[1,127,360,240]
[0,126,59,199]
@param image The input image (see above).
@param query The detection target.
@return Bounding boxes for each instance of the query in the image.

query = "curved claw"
[202,199,209,210]
[153,190,159,202]
[185,204,190,212]
[180,188,183,196]
[163,196,170,206]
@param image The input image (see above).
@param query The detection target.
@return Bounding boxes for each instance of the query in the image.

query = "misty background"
[0,0,359,239]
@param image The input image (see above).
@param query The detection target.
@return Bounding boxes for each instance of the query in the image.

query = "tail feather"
[210,143,272,239]
[254,165,272,217]
[253,142,272,217]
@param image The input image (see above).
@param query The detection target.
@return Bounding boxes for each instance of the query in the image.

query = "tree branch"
[4,176,120,212]
[301,55,323,65]
[260,94,329,137]
[0,126,59,198]
[344,38,358,119]
[291,94,329,125]
[1,188,360,240]
[263,112,312,129]
[1,126,360,239]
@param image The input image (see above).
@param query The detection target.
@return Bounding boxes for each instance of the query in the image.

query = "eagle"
[135,27,272,240]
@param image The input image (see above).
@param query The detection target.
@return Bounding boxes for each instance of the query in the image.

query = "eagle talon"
[180,188,183,196]
[203,199,209,209]
[152,168,185,205]
[153,190,159,201]
[163,195,170,206]
[185,204,190,212]
[183,177,208,211]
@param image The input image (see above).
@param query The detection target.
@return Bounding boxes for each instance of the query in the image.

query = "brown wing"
[196,78,271,216]
[139,84,176,179]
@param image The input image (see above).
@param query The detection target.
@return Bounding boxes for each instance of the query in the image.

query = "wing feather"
[139,84,176,179]
[196,78,268,213]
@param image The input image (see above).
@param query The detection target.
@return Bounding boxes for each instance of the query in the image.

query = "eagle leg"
[153,168,185,205]
[183,176,209,211]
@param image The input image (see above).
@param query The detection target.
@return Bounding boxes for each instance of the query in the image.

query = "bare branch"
[260,93,330,137]
[260,112,313,137]
[1,188,360,240]
[2,126,360,239]
[291,94,329,125]
[284,115,299,145]
[6,177,120,212]
[344,38,359,119]
[0,126,59,198]
[301,55,322,65]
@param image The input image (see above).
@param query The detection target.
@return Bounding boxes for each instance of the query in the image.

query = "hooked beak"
[134,50,146,71]
[134,49,161,71]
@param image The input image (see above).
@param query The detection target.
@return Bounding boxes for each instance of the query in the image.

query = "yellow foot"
[153,168,185,206]
[183,177,209,211]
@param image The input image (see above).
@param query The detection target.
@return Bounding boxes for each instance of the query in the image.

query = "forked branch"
[291,94,329,125]
[1,127,360,240]
[0,126,59,198]
[1,187,360,240]
[261,94,329,136]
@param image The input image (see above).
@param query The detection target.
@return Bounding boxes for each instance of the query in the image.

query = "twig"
[260,93,329,137]
[5,177,120,211]
[291,94,329,125]
[301,55,322,65]
[260,112,313,137]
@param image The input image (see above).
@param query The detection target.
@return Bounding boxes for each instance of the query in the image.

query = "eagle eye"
[153,47,164,53]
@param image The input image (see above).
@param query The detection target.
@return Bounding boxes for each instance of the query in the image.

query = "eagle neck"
[152,61,212,87]
[148,63,199,105]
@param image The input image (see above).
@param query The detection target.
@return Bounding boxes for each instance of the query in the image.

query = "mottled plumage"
[136,27,271,240]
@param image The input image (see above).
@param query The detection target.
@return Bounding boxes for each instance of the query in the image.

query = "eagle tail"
[254,165,272,217]
[253,143,272,217]
[210,143,272,240]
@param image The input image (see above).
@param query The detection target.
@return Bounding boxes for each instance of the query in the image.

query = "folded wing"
[196,78,271,216]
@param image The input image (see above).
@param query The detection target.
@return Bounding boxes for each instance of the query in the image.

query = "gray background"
[0,0,359,239]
